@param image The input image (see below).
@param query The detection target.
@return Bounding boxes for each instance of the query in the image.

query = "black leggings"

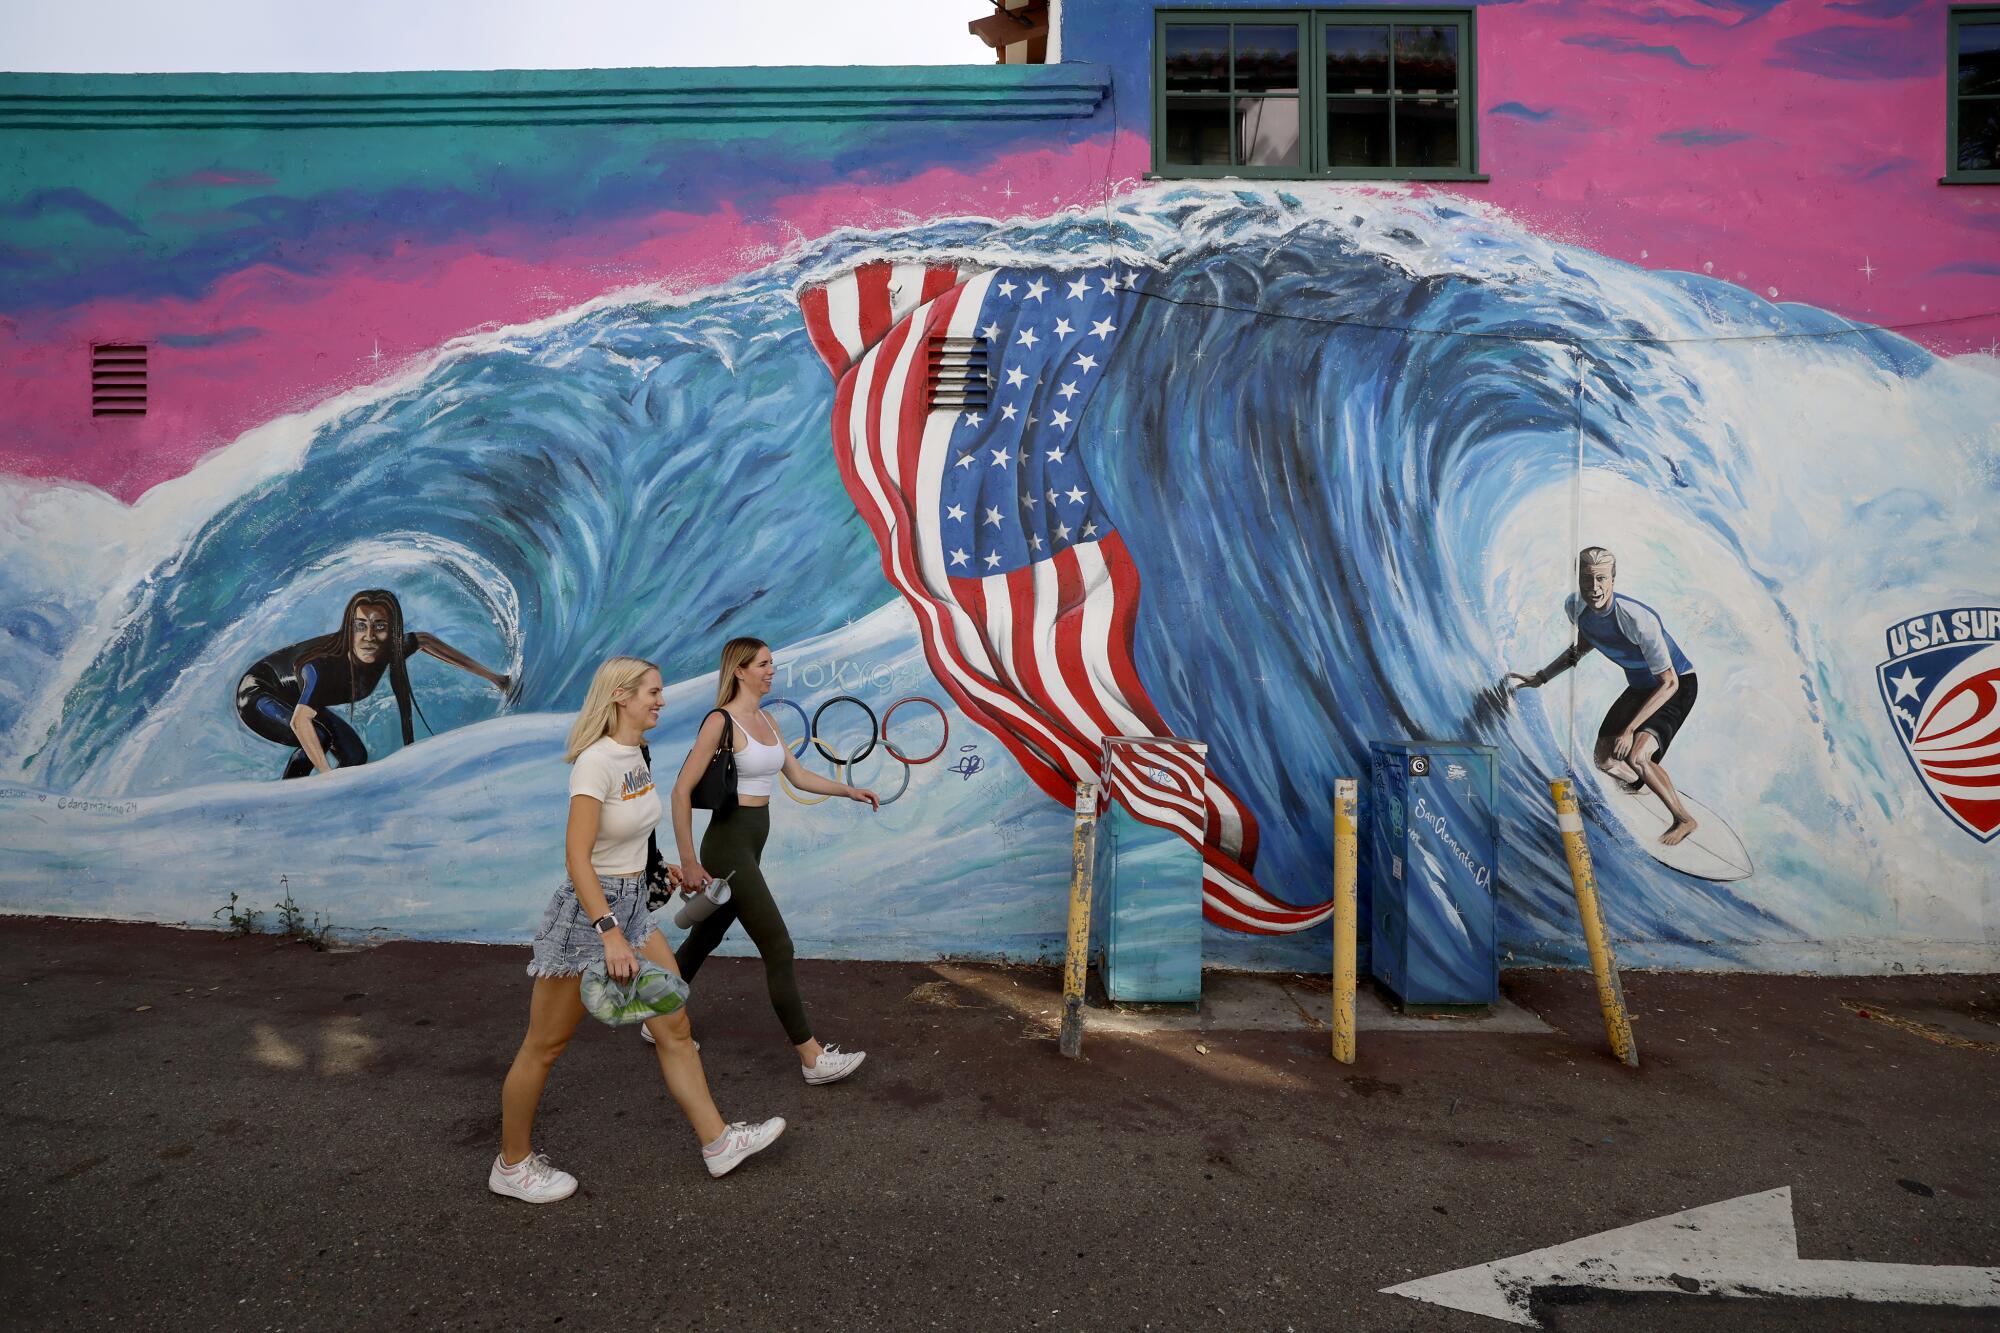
[235,676,369,779]
[676,804,812,1046]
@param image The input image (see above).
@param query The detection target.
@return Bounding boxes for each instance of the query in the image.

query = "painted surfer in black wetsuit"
[234,588,512,778]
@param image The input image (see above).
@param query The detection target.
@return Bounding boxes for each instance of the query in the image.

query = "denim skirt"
[526,872,657,978]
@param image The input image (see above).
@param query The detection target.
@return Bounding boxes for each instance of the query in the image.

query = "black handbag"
[689,708,738,815]
[639,742,676,910]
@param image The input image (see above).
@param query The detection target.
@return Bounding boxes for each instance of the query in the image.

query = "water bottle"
[672,872,734,929]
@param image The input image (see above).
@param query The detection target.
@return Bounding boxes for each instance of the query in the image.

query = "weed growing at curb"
[213,875,335,950]
[274,888,335,951]
[212,891,262,937]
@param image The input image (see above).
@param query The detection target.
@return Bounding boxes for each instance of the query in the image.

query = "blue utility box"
[1090,736,1206,1004]
[1367,741,1500,1009]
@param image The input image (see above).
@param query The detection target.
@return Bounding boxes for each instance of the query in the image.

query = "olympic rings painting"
[765,694,950,807]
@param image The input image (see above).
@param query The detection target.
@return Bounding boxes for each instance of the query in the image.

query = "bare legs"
[1595,732,1698,846]
[499,934,724,1166]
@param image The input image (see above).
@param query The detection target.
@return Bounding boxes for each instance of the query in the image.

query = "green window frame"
[1947,5,2000,183]
[1153,6,1483,181]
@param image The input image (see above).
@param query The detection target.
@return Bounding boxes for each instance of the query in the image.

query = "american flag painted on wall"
[798,260,1332,934]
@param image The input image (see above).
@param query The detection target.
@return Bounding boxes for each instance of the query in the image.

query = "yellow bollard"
[1058,780,1100,1059]
[1550,778,1639,1067]
[1331,779,1359,1063]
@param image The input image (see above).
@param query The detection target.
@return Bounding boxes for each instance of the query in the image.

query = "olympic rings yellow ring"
[777,730,838,805]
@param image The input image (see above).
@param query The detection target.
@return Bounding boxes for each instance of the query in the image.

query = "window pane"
[1396,97,1460,168]
[1328,100,1392,167]
[1960,22,2000,97]
[1164,97,1233,166]
[1959,99,2000,172]
[1234,24,1300,94]
[1326,25,1391,95]
[1239,97,1302,167]
[1395,24,1460,96]
[1164,25,1229,93]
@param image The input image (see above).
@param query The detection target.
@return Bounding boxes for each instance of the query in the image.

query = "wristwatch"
[591,913,618,935]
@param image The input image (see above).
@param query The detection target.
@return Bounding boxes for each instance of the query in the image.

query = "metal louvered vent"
[91,343,148,417]
[927,335,990,411]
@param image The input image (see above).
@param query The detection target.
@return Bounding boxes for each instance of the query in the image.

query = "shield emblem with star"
[1878,636,2000,843]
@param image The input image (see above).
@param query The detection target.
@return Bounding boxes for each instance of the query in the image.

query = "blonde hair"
[715,637,769,707]
[564,656,659,762]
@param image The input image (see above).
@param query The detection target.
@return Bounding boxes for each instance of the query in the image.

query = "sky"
[0,0,983,72]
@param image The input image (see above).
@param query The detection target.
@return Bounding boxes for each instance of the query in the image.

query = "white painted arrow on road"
[1382,1186,2000,1326]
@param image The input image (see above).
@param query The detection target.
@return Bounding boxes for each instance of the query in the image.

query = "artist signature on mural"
[947,745,984,780]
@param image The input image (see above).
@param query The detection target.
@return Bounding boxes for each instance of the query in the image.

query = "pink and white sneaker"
[488,1150,577,1204]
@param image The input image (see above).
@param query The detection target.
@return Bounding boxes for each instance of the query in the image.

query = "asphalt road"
[3,918,1995,1331]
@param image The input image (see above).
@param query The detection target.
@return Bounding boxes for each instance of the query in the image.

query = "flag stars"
[1017,328,1039,350]
[1022,490,1039,508]
[1089,318,1117,340]
[949,548,970,567]
[1099,275,1118,295]
[1082,521,1099,538]
[955,453,976,470]
[1005,366,1028,388]
[1030,533,1044,551]
[1049,409,1072,430]
[1046,445,1067,463]
[1055,521,1072,541]
[1053,317,1074,338]
[981,323,1001,341]
[1057,381,1080,401]
[962,411,983,428]
[1065,276,1091,300]
[1072,353,1098,373]
[1065,485,1088,505]
[997,279,1017,297]
[1024,277,1048,302]
[999,403,1018,421]
[984,551,1004,569]
[990,446,1012,467]
[946,503,967,522]
[983,506,1005,528]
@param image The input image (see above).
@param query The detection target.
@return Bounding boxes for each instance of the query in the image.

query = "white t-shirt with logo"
[568,737,661,876]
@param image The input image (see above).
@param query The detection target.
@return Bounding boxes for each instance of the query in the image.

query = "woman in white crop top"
[489,656,786,1204]
[666,637,875,1087]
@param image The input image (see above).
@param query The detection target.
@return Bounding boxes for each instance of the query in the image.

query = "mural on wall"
[5,184,1992,974]
[2,0,1997,970]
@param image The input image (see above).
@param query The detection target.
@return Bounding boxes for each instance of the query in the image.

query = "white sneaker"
[702,1118,786,1178]
[802,1043,866,1085]
[639,1025,697,1049]
[488,1150,577,1204]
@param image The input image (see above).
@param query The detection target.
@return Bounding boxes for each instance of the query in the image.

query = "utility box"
[1090,736,1206,1004]
[1367,741,1500,1010]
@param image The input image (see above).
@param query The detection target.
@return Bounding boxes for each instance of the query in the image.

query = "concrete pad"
[920,964,1551,1036]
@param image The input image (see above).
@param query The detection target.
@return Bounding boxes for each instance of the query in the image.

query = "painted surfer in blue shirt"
[1508,547,1701,846]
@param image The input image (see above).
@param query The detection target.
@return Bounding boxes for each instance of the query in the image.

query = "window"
[1950,6,2000,182]
[1154,7,1481,180]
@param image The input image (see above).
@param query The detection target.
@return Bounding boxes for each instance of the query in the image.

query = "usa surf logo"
[1877,607,2000,843]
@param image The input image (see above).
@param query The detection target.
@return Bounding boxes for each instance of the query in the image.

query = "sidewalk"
[3,916,1996,1331]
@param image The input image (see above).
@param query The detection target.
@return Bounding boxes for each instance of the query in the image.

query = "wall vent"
[91,344,148,417]
[927,335,990,412]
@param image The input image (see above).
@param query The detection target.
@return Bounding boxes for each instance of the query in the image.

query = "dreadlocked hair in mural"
[715,637,768,707]
[565,656,659,762]
[297,588,415,746]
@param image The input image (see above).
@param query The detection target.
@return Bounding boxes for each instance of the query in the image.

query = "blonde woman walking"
[490,656,785,1203]
[664,637,875,1085]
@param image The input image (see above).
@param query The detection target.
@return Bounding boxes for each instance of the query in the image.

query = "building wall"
[1,2,1994,973]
